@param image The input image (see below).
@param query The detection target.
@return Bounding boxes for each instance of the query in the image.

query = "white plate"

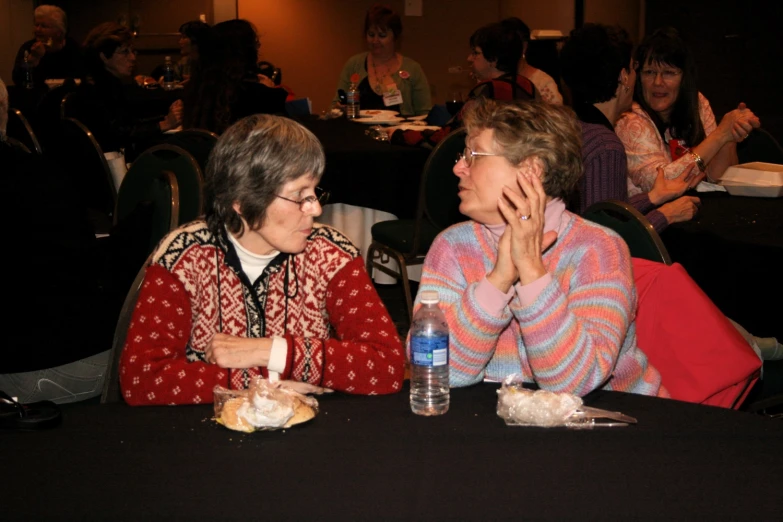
[360,109,399,118]
[405,114,428,121]
[352,117,406,125]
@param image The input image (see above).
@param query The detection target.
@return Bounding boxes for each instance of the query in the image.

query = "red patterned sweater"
[120,222,405,405]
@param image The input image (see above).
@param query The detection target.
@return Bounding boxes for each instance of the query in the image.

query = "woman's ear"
[231,202,242,215]
[99,52,109,65]
[518,157,544,179]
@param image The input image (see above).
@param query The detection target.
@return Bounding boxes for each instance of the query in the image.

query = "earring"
[624,85,630,93]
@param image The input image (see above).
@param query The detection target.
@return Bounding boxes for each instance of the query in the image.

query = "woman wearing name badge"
[414,98,667,397]
[615,27,760,196]
[334,3,431,116]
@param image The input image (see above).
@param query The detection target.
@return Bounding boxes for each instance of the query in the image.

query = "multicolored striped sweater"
[415,210,667,397]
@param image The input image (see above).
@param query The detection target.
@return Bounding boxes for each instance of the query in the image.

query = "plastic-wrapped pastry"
[214,378,318,432]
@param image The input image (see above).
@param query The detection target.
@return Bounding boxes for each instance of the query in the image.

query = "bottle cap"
[420,291,440,304]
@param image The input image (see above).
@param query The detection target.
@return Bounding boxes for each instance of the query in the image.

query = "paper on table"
[104,151,127,192]
[694,181,727,193]
[387,123,441,132]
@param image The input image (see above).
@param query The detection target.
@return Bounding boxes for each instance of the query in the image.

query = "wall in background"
[0,0,34,83]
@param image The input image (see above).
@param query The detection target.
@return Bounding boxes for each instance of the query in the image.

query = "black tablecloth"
[3,384,781,520]
[662,192,783,339]
[298,117,432,219]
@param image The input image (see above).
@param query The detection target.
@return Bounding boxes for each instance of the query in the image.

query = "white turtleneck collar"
[226,229,280,284]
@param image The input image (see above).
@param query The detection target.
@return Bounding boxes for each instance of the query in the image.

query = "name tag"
[383,88,403,107]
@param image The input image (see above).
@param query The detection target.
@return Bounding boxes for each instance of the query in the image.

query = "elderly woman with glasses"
[616,27,760,195]
[414,98,666,397]
[120,114,405,405]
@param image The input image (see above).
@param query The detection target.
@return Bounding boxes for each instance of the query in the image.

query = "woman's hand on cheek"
[497,172,555,286]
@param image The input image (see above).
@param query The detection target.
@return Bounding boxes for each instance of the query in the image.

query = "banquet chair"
[101,253,153,404]
[56,117,116,232]
[60,91,78,119]
[164,128,219,174]
[5,136,31,154]
[114,165,180,254]
[124,144,204,226]
[583,199,672,265]
[737,128,783,164]
[366,128,466,321]
[6,108,43,154]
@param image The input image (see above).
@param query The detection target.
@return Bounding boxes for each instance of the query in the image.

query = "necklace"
[370,54,398,95]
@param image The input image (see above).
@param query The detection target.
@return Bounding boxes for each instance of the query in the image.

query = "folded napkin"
[694,181,727,193]
[387,123,441,132]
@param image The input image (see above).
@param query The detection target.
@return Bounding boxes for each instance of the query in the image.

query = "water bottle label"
[410,335,448,367]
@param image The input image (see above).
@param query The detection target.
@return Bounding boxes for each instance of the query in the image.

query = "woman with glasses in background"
[120,114,405,405]
[77,22,182,156]
[413,98,666,398]
[616,27,760,196]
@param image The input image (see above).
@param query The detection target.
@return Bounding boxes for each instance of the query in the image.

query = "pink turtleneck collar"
[485,198,568,242]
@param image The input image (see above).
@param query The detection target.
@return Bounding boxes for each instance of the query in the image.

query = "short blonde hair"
[35,5,67,34]
[462,98,583,200]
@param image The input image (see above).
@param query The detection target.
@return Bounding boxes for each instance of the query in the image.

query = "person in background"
[334,3,431,116]
[559,23,702,231]
[119,114,405,405]
[502,17,562,105]
[391,21,535,147]
[182,19,287,134]
[616,27,760,196]
[11,5,86,87]
[0,76,121,403]
[175,20,210,82]
[75,22,181,156]
[413,98,666,397]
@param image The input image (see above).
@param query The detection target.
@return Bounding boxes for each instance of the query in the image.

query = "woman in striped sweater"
[415,98,666,397]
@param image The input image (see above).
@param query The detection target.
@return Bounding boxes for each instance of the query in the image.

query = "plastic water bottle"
[409,290,450,415]
[346,81,360,119]
[23,51,35,89]
[162,56,175,90]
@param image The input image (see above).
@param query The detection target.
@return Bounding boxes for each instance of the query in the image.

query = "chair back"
[5,136,31,154]
[737,128,783,164]
[6,108,43,154]
[583,199,672,265]
[60,91,78,120]
[101,253,153,404]
[115,164,180,253]
[57,117,117,219]
[122,144,203,226]
[164,129,219,174]
[422,128,466,231]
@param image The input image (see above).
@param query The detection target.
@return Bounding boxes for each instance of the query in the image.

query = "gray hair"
[35,5,68,34]
[204,114,326,236]
[0,77,8,136]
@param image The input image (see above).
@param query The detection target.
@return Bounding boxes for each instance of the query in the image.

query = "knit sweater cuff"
[645,209,669,233]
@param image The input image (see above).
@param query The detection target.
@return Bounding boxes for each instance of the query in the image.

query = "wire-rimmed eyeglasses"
[456,146,499,167]
[275,186,330,211]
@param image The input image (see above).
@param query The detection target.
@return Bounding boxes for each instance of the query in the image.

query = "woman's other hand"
[257,74,276,88]
[497,169,557,286]
[658,195,701,224]
[205,333,272,369]
[160,100,182,131]
[487,225,518,293]
[648,164,703,205]
[719,102,760,143]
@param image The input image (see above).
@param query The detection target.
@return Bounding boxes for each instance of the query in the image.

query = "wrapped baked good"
[214,378,318,432]
[496,374,637,429]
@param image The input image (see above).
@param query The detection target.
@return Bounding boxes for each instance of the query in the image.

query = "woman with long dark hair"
[182,19,286,134]
[616,27,759,195]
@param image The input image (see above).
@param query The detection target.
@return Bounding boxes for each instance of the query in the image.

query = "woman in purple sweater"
[559,24,702,232]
